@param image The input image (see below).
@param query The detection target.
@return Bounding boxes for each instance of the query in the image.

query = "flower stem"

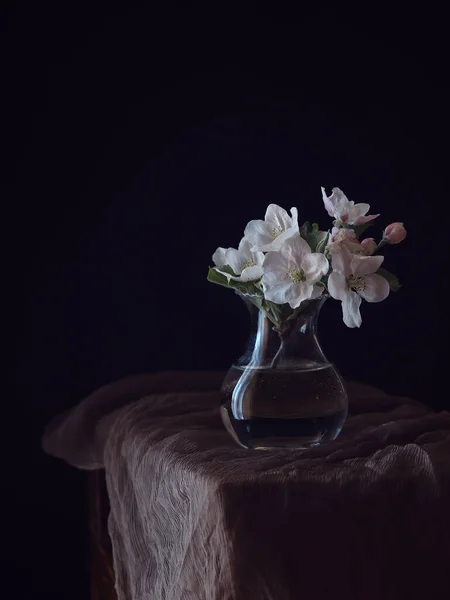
[270,336,285,369]
[263,308,278,327]
[374,239,388,253]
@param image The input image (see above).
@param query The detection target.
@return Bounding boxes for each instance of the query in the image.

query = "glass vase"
[220,295,348,449]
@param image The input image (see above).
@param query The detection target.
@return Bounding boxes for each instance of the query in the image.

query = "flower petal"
[225,248,245,275]
[350,203,370,220]
[265,204,292,229]
[237,237,252,257]
[342,290,362,328]
[244,219,274,251]
[330,188,351,220]
[289,206,299,229]
[284,282,314,308]
[353,213,379,225]
[258,226,299,252]
[281,235,312,265]
[330,226,339,241]
[330,244,352,277]
[238,237,265,266]
[359,273,390,303]
[252,249,265,266]
[351,254,384,277]
[331,227,356,242]
[301,252,329,285]
[321,187,337,217]
[262,249,291,276]
[328,272,348,300]
[239,265,264,282]
[262,281,294,305]
[212,247,227,267]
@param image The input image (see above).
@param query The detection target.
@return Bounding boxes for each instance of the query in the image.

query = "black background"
[5,3,449,598]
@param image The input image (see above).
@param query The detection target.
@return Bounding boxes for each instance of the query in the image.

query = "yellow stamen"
[241,259,255,270]
[270,226,284,239]
[347,275,366,292]
[289,268,306,283]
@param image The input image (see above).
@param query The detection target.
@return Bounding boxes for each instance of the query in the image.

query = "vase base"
[253,440,321,451]
[220,406,346,451]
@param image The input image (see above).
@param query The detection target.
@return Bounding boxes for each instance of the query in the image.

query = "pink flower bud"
[383,222,407,244]
[360,237,377,255]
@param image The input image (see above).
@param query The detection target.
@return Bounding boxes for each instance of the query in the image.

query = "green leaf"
[250,295,264,310]
[298,223,321,251]
[265,300,284,319]
[232,280,263,296]
[377,268,402,292]
[299,223,319,251]
[308,233,318,251]
[207,267,264,297]
[353,222,373,238]
[217,264,239,277]
[207,267,231,288]
[300,221,312,236]
[315,231,330,254]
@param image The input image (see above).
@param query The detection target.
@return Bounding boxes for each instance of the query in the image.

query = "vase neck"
[238,297,328,370]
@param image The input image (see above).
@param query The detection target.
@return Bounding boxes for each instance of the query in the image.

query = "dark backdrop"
[5,3,449,598]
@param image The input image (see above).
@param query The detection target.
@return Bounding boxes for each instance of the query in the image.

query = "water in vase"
[221,362,347,450]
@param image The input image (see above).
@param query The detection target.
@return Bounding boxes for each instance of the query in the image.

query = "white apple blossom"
[212,237,264,282]
[328,245,389,328]
[321,187,379,226]
[327,226,362,253]
[262,236,329,308]
[244,204,299,252]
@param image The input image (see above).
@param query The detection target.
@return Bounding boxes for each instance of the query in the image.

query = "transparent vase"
[220,295,348,449]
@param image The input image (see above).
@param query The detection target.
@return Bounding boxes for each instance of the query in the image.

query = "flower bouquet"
[208,187,406,449]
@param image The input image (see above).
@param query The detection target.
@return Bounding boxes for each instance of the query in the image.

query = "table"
[43,372,450,600]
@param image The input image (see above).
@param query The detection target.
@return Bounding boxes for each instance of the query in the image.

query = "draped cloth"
[43,372,450,600]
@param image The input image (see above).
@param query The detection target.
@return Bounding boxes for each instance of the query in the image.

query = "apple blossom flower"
[360,237,377,255]
[328,245,389,328]
[244,204,299,252]
[383,222,406,244]
[321,187,379,226]
[212,237,264,282]
[327,227,362,253]
[262,236,329,308]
